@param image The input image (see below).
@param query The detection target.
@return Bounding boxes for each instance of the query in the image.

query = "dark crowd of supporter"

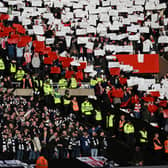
[0,0,168,167]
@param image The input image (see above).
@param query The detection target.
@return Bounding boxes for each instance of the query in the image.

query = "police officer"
[81,98,94,123]
[95,107,102,126]
[58,76,68,89]
[0,57,5,77]
[43,77,53,107]
[69,75,77,89]
[61,89,71,116]
[53,88,61,111]
[106,112,115,136]
[123,120,135,147]
[10,60,16,79]
[15,67,26,82]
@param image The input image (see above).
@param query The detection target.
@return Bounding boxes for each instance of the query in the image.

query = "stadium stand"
[0,0,168,167]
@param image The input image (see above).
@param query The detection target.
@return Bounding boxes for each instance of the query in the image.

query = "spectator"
[32,52,41,74]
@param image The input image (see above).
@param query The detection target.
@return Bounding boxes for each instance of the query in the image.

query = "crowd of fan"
[0,0,168,166]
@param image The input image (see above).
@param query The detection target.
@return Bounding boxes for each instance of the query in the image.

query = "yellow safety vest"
[10,63,16,73]
[15,70,25,81]
[90,79,97,87]
[106,114,114,128]
[97,77,103,83]
[58,79,67,89]
[139,130,148,143]
[70,77,77,89]
[81,101,93,115]
[54,92,61,104]
[64,98,71,105]
[72,100,79,111]
[0,59,5,70]
[124,123,135,134]
[43,83,52,96]
[95,110,102,121]
[164,140,168,153]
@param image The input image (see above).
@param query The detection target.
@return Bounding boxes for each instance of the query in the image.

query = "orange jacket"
[36,156,48,168]
[164,140,168,153]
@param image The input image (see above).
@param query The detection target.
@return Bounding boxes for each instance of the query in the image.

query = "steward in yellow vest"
[69,76,77,89]
[43,81,53,96]
[61,89,71,115]
[90,77,97,88]
[95,109,102,121]
[123,121,135,147]
[106,113,116,136]
[139,128,148,144]
[10,60,16,74]
[15,67,26,81]
[58,77,68,89]
[124,121,135,134]
[81,98,94,116]
[0,58,5,71]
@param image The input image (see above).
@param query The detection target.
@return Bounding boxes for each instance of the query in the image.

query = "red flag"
[142,96,155,102]
[62,60,71,68]
[120,98,130,107]
[43,57,53,65]
[131,94,139,104]
[0,14,9,20]
[65,71,74,79]
[162,109,168,118]
[159,100,167,107]
[77,62,87,70]
[150,91,160,97]
[33,40,45,52]
[48,52,58,61]
[112,88,124,98]
[76,71,83,81]
[17,36,32,47]
[109,68,120,75]
[12,24,26,34]
[42,46,51,55]
[50,67,61,74]
[119,77,127,85]
[147,104,158,113]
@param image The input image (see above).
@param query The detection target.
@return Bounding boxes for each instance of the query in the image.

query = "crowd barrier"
[13,88,95,96]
